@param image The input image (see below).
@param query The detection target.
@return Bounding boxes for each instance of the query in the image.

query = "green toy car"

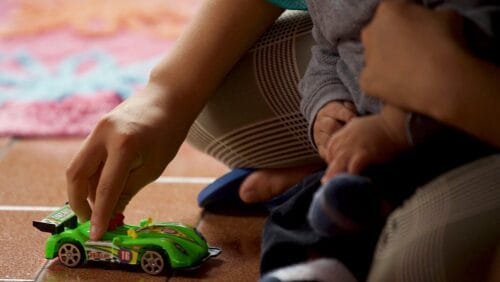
[33,205,221,275]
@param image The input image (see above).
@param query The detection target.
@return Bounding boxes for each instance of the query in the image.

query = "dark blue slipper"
[197,168,301,212]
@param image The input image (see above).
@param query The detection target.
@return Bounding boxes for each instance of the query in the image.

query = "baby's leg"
[186,11,322,202]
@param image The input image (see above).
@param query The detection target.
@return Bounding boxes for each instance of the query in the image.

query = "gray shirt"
[299,0,380,146]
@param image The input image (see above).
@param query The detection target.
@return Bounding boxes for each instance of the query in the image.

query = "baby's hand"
[321,107,410,183]
[313,101,357,160]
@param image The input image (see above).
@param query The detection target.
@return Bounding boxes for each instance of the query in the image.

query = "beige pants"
[186,11,320,169]
[368,154,500,282]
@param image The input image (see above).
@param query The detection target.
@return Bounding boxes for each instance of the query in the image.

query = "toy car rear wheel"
[140,250,169,275]
[58,242,84,268]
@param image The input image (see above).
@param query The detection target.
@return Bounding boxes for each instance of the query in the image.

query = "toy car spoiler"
[33,204,78,234]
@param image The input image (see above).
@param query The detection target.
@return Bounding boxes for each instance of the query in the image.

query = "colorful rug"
[0,0,200,137]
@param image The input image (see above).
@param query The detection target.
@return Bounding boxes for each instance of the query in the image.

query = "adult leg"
[368,154,500,282]
[186,11,323,202]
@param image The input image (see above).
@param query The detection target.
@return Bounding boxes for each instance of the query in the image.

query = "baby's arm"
[321,105,411,182]
[299,20,355,151]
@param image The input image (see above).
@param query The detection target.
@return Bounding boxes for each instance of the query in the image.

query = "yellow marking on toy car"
[127,228,138,239]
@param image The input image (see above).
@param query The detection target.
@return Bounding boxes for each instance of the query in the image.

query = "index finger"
[90,153,134,240]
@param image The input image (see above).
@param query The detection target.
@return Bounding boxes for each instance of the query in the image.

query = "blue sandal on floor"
[197,168,301,212]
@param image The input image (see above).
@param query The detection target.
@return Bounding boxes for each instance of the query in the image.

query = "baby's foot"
[239,163,323,203]
[321,106,412,181]
[308,173,385,236]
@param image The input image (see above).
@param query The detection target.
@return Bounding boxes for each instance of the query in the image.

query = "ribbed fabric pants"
[186,11,320,169]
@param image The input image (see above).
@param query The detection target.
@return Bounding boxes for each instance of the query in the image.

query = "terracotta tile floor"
[0,138,268,281]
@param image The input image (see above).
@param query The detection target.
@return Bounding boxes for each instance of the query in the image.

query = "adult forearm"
[147,0,282,121]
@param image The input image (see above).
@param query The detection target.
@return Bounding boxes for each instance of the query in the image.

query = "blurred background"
[0,0,200,137]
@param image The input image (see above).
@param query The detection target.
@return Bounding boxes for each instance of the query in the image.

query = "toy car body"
[33,205,220,275]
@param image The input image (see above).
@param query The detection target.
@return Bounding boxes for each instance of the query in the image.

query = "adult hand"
[66,83,188,240]
[360,0,465,117]
[313,101,357,160]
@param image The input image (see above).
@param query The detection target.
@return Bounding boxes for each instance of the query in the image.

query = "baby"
[299,0,417,235]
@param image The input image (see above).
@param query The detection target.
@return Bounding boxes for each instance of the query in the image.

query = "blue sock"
[308,173,383,237]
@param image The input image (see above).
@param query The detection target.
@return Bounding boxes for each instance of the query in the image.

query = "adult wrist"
[132,79,199,135]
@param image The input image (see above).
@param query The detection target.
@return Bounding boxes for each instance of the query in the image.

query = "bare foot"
[239,163,324,203]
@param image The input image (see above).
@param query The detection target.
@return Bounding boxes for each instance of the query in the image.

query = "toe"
[239,164,324,203]
[239,172,273,203]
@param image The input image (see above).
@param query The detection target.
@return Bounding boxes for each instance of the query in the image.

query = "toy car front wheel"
[58,242,84,268]
[140,250,168,275]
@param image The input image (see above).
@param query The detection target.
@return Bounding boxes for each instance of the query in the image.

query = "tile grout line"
[0,175,217,212]
[155,176,215,184]
[33,259,51,282]
[0,205,59,212]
